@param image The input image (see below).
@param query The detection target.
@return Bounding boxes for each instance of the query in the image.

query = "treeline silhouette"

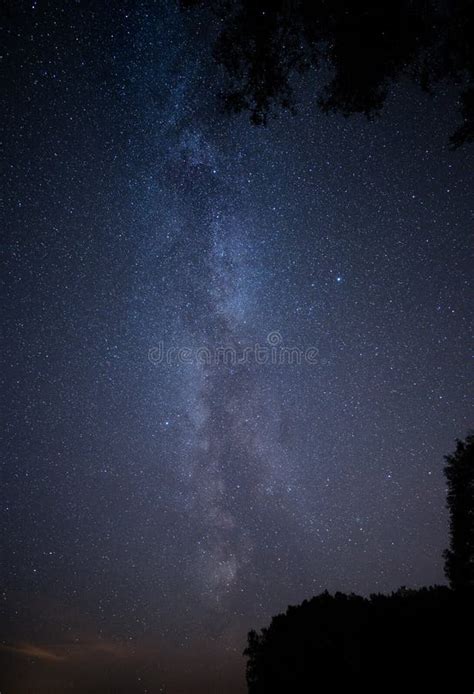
[244,434,474,692]
[182,0,474,147]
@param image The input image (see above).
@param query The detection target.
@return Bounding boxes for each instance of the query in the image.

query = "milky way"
[2,2,473,692]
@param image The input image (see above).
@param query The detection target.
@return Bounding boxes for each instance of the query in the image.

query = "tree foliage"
[244,588,473,692]
[444,433,474,590]
[183,0,474,147]
[244,435,474,691]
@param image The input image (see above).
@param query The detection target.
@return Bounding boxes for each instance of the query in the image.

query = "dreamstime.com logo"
[148,332,319,367]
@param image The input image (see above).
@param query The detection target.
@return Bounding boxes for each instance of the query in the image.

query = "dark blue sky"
[2,2,473,692]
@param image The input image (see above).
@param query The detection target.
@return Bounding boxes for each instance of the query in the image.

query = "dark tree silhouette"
[244,588,473,692]
[243,435,474,691]
[182,0,474,147]
[444,433,474,591]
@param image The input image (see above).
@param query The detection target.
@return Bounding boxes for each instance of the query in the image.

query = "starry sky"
[2,2,473,692]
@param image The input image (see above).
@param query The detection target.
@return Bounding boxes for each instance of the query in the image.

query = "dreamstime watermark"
[148,332,320,367]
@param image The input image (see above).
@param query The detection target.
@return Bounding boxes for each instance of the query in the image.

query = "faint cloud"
[0,642,66,662]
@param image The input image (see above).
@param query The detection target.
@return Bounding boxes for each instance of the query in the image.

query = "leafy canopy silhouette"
[244,434,474,692]
[444,433,474,590]
[182,0,474,147]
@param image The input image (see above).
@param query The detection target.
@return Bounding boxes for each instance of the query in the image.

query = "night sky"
[2,2,473,692]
